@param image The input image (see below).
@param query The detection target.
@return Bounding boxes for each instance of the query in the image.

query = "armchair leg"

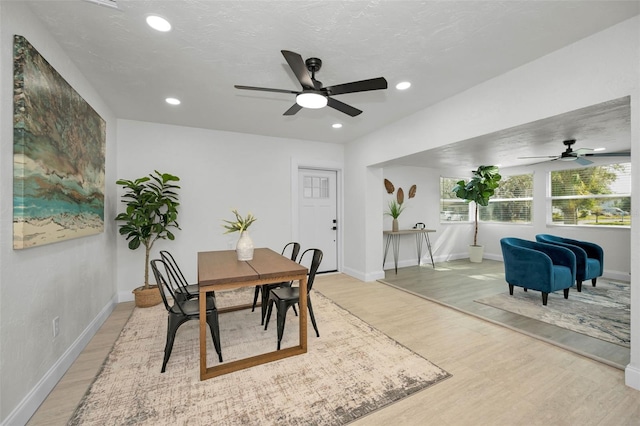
[592,278,597,287]
[563,288,569,299]
[508,284,514,295]
[576,280,583,292]
[542,292,548,306]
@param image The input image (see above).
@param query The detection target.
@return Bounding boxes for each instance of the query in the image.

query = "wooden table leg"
[299,275,308,351]
[199,290,207,380]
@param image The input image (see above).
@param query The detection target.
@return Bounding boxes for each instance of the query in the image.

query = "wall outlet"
[52,317,59,338]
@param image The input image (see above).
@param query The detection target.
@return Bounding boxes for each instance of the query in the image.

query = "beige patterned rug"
[69,289,450,425]
[476,280,630,347]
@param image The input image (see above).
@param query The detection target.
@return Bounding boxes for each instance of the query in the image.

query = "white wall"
[0,3,118,424]
[344,16,640,389]
[115,120,344,299]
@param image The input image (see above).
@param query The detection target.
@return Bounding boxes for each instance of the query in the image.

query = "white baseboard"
[603,269,632,282]
[3,296,117,426]
[341,266,384,282]
[625,363,640,391]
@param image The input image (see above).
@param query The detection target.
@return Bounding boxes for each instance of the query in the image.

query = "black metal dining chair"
[251,242,300,324]
[151,258,223,372]
[160,250,214,302]
[264,248,322,350]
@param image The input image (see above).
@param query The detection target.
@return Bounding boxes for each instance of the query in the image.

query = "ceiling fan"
[234,50,388,117]
[518,139,631,166]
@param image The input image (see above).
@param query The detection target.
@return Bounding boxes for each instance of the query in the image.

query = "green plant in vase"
[223,209,257,260]
[383,179,417,231]
[222,209,256,233]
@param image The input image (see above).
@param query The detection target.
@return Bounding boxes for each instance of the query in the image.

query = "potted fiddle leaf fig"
[452,165,501,263]
[115,170,181,307]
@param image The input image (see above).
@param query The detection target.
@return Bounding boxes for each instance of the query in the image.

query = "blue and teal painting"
[13,35,105,249]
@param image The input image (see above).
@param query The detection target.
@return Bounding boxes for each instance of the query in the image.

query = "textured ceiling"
[25,0,638,167]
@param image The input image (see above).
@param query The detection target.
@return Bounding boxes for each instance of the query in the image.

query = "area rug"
[69,289,451,425]
[475,280,630,347]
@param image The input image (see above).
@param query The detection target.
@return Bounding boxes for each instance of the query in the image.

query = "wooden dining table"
[197,248,308,380]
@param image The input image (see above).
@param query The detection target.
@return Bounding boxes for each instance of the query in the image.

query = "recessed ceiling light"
[332,123,342,129]
[146,15,171,32]
[594,147,606,152]
[396,81,411,90]
[165,97,180,105]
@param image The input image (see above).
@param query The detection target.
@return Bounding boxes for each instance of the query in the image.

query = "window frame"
[547,162,631,228]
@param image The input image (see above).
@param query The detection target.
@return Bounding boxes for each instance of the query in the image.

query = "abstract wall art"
[13,35,106,249]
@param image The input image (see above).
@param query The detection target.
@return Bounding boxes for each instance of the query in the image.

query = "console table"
[383,229,436,274]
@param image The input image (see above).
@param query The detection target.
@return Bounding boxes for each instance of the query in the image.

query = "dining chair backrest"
[282,242,301,262]
[159,250,192,296]
[151,258,187,316]
[298,248,323,293]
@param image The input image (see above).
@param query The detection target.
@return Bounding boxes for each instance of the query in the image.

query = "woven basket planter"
[132,285,162,308]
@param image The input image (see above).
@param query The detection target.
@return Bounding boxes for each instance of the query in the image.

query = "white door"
[298,169,338,272]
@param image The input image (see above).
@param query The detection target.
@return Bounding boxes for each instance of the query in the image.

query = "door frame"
[291,158,343,273]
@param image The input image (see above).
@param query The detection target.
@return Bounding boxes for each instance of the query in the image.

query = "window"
[440,177,469,222]
[440,174,533,223]
[487,174,533,223]
[303,175,329,199]
[549,163,631,226]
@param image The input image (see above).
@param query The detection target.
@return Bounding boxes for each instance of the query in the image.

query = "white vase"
[236,231,254,261]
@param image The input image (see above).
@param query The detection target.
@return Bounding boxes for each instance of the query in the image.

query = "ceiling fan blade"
[574,148,594,155]
[518,155,559,159]
[324,77,388,96]
[283,103,303,116]
[584,151,631,157]
[525,158,557,166]
[234,85,299,95]
[576,157,593,166]
[281,50,316,90]
[327,97,362,117]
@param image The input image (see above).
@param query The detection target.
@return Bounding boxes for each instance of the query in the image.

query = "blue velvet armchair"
[500,237,576,305]
[535,234,603,292]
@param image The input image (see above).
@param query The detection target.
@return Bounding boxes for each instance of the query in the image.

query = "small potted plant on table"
[223,209,257,261]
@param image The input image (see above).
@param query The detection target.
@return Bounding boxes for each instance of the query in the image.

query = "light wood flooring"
[28,267,639,425]
[380,259,630,369]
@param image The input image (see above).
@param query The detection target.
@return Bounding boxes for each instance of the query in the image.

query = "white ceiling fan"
[518,139,631,166]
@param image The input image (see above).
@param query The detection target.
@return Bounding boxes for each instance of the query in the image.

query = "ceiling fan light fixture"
[296,92,328,109]
[559,156,577,162]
